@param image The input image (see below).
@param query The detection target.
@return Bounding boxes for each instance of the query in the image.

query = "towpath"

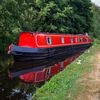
[76,52,100,100]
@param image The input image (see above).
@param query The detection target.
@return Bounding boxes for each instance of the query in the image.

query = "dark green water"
[0,56,36,100]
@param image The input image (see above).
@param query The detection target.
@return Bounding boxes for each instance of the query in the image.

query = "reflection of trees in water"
[0,72,36,100]
[0,56,36,100]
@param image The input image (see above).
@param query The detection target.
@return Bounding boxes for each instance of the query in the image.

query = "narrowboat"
[8,32,92,63]
[8,32,92,83]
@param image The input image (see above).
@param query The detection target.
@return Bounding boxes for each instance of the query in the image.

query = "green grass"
[33,39,100,100]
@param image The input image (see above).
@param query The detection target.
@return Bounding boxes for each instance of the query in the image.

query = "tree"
[91,4,100,39]
[67,0,93,33]
[0,0,93,53]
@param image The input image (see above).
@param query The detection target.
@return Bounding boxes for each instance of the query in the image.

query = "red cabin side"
[18,32,92,48]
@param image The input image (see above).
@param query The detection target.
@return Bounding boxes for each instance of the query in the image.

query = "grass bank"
[33,39,100,100]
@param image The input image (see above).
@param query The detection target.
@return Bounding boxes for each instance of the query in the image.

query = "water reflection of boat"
[8,32,92,83]
[8,53,81,83]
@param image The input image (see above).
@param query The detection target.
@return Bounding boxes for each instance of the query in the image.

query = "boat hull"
[10,44,91,62]
[8,32,92,83]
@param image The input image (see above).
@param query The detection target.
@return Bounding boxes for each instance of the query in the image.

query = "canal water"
[0,71,37,100]
[0,56,37,100]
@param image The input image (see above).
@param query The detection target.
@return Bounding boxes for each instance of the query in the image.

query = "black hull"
[8,43,92,78]
[11,44,91,62]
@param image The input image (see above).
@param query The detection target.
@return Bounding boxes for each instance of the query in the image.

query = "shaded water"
[0,56,36,100]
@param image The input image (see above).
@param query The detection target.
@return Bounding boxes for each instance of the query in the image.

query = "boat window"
[61,37,65,44]
[86,38,88,42]
[75,38,78,42]
[47,37,52,45]
[80,38,83,42]
[70,37,74,43]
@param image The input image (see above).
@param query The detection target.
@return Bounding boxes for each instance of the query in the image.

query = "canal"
[0,56,37,100]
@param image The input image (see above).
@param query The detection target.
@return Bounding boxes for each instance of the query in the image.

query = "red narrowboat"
[8,32,92,62]
[8,32,92,83]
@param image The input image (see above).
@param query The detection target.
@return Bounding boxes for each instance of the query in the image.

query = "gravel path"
[76,53,100,100]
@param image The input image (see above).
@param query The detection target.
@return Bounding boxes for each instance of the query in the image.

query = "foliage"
[0,0,92,53]
[91,4,100,39]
